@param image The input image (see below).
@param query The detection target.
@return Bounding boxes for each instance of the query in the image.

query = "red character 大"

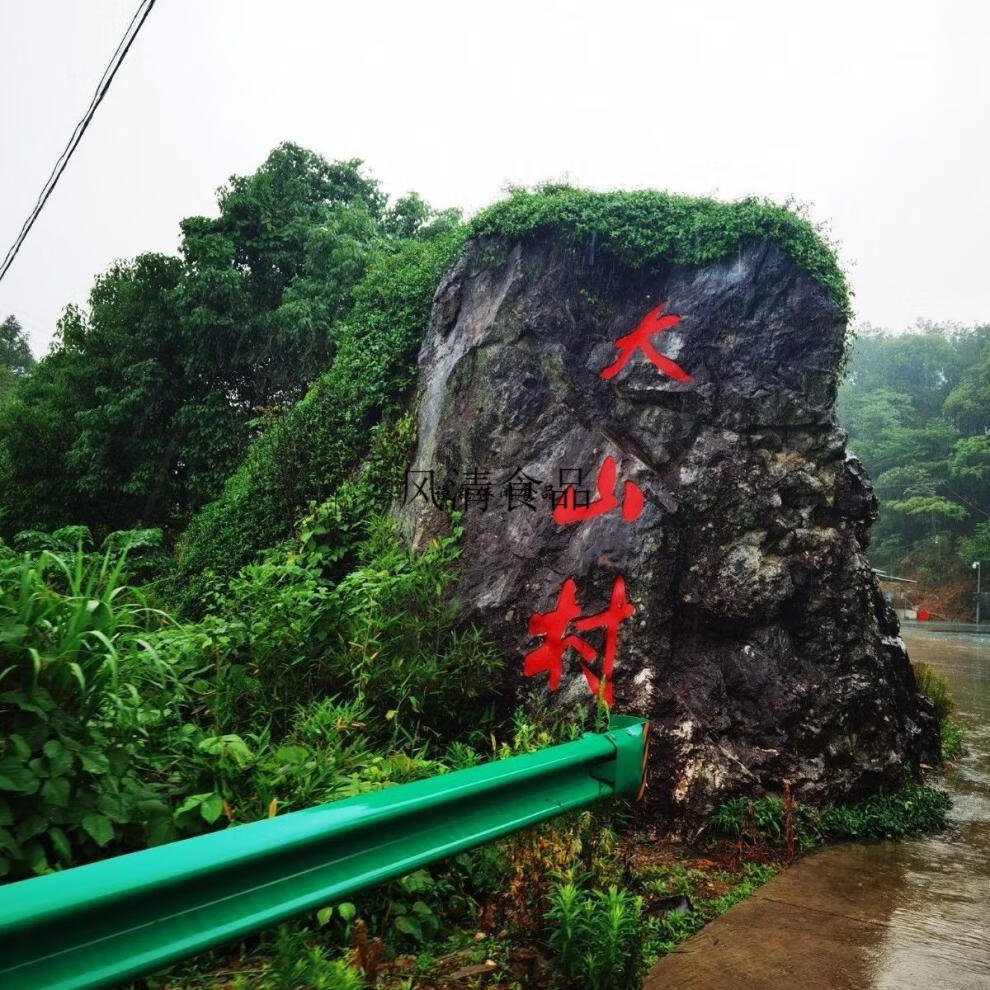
[600,302,692,382]
[523,576,635,705]
[553,455,644,525]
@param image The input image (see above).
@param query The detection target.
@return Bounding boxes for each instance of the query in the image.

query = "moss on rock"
[470,185,850,317]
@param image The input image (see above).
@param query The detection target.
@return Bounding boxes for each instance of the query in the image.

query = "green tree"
[958,521,990,565]
[176,144,386,415]
[0,315,35,395]
[0,316,30,367]
[0,145,402,539]
[947,434,990,521]
[177,230,464,595]
[838,321,990,591]
[841,324,964,420]
[943,336,990,434]
[383,191,463,241]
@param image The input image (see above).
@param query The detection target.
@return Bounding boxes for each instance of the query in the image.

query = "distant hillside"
[838,322,990,616]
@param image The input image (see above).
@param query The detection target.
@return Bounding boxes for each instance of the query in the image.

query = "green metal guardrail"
[0,715,648,990]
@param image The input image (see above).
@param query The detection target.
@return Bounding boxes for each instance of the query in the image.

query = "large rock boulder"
[398,229,938,819]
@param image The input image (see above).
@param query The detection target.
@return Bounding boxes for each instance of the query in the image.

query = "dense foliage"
[0,512,498,877]
[176,231,464,596]
[471,185,850,316]
[0,544,178,877]
[0,315,34,400]
[711,780,951,851]
[0,144,458,540]
[838,322,990,610]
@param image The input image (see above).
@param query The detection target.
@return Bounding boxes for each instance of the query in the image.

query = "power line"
[0,0,157,287]
[28,1,150,220]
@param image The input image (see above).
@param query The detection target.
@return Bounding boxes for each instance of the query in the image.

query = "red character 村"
[523,576,635,705]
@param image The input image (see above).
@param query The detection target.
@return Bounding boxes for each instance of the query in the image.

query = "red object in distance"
[553,455,644,525]
[523,576,635,706]
[600,302,692,382]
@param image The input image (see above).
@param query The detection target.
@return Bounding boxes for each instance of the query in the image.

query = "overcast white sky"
[2,0,989,356]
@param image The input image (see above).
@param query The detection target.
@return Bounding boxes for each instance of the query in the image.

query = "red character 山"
[552,455,644,525]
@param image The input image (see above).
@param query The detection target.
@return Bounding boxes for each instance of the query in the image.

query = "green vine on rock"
[470,184,851,319]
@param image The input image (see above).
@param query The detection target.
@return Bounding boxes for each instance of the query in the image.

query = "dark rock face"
[399,233,938,820]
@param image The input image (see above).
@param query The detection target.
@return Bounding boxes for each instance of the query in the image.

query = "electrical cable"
[0,0,157,286]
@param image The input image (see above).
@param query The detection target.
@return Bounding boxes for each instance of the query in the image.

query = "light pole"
[974,560,982,626]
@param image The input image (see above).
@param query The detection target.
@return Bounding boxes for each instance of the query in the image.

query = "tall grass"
[913,662,954,721]
[0,545,183,876]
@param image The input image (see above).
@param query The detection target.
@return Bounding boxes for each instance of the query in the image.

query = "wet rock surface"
[399,232,938,819]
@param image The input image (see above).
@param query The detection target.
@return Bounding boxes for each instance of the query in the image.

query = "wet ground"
[645,625,990,989]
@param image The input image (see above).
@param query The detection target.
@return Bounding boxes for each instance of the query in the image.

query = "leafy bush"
[546,878,646,990]
[148,696,448,841]
[233,925,365,990]
[330,516,502,737]
[166,508,501,741]
[710,795,796,842]
[12,525,93,554]
[0,547,185,876]
[470,184,849,316]
[11,526,170,589]
[322,850,507,954]
[178,232,465,596]
[816,781,951,840]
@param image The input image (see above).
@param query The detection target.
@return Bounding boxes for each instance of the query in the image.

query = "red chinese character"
[600,302,692,382]
[523,576,634,705]
[553,455,644,525]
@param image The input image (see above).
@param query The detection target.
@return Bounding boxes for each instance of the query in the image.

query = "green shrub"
[11,526,171,590]
[237,925,365,990]
[711,779,951,851]
[330,516,502,738]
[0,547,185,876]
[470,185,849,316]
[148,696,448,838]
[941,717,965,761]
[322,850,507,954]
[182,553,338,736]
[817,780,951,840]
[100,528,170,585]
[178,232,465,597]
[165,509,501,741]
[709,794,818,852]
[12,525,93,554]
[546,878,646,990]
